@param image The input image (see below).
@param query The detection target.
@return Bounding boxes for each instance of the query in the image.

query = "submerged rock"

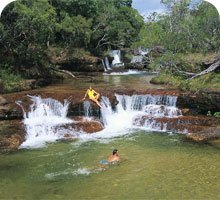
[0,120,24,152]
[187,126,220,143]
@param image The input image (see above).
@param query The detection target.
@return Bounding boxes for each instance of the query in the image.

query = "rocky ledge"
[186,127,220,144]
[1,87,220,151]
[0,117,104,152]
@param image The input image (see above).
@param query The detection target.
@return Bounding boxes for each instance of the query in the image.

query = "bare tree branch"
[188,60,220,80]
[51,66,78,79]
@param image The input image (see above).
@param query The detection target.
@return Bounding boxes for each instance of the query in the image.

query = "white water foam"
[20,94,182,148]
[103,70,145,76]
[82,94,182,140]
[45,167,92,179]
[111,50,124,67]
[20,96,74,149]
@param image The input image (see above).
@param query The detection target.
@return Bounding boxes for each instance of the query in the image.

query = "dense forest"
[0,0,219,92]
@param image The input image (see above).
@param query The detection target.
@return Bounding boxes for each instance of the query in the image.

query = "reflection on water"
[40,73,164,92]
[0,131,220,199]
[112,76,121,85]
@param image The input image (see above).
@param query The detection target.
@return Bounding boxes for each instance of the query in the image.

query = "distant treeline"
[0,0,143,77]
[133,0,220,53]
[0,0,219,79]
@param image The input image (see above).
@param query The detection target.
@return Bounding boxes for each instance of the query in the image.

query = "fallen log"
[188,60,220,80]
[172,64,196,78]
[51,67,78,79]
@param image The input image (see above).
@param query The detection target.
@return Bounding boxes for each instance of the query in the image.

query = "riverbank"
[150,52,220,92]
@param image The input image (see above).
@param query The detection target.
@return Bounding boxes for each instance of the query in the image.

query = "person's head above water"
[112,149,118,155]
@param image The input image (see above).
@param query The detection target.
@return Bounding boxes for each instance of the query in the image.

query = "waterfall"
[131,55,143,63]
[111,50,124,67]
[102,57,111,71]
[20,94,182,147]
[97,94,182,136]
[105,57,111,70]
[20,95,74,149]
[101,59,107,71]
[15,100,27,118]
[139,48,150,56]
[83,101,92,117]
[115,94,178,110]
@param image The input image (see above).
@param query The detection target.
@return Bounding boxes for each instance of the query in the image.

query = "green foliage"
[150,70,183,87]
[213,112,220,118]
[149,52,218,75]
[0,0,143,81]
[0,66,23,93]
[148,52,189,72]
[0,0,57,77]
[56,14,92,47]
[91,1,144,50]
[207,111,220,118]
[152,70,220,92]
[134,1,220,53]
[51,0,99,19]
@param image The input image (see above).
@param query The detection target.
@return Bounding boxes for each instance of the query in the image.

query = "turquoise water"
[0,131,220,199]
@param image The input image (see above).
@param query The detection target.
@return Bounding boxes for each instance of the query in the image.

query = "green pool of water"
[0,131,219,199]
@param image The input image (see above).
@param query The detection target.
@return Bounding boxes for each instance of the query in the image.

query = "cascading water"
[93,94,182,138]
[111,50,124,67]
[131,55,143,63]
[20,94,182,146]
[83,101,92,118]
[105,57,111,70]
[139,48,150,56]
[20,96,75,149]
[102,57,111,72]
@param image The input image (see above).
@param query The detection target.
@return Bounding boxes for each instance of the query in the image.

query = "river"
[0,72,220,199]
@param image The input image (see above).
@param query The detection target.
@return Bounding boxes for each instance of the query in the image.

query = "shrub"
[0,66,23,93]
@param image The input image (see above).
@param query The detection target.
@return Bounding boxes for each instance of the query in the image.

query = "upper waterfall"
[111,50,124,67]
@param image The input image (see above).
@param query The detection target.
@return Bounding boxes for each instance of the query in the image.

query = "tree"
[91,0,143,50]
[56,14,92,47]
[0,0,57,77]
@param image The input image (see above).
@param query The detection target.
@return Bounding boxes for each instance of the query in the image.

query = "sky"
[0,0,219,18]
[132,0,166,17]
[132,0,219,18]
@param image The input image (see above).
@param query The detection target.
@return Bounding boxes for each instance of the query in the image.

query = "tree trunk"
[52,67,78,79]
[188,60,220,80]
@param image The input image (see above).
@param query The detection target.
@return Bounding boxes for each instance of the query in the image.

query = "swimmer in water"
[99,149,120,165]
[108,149,120,163]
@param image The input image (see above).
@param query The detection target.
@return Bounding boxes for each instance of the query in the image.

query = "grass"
[149,52,220,92]
[151,71,220,92]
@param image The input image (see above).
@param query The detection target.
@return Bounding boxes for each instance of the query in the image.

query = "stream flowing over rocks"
[0,84,220,151]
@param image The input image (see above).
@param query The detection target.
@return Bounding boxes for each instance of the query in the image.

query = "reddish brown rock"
[187,126,220,142]
[72,117,104,133]
[0,120,25,151]
[133,115,220,134]
[7,134,24,150]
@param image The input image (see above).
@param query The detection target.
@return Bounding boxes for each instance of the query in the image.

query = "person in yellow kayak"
[82,86,102,108]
